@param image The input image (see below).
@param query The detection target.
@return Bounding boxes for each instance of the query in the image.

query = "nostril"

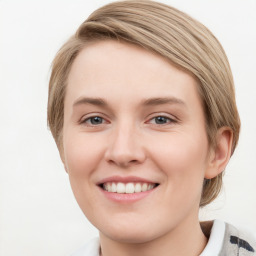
[107,159,139,168]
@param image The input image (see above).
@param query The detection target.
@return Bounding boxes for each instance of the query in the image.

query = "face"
[62,40,212,243]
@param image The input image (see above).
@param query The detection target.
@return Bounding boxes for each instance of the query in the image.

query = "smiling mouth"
[100,182,159,194]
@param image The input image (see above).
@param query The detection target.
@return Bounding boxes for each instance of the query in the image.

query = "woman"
[47,1,255,255]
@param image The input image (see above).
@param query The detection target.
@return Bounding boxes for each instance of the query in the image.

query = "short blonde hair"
[48,0,240,207]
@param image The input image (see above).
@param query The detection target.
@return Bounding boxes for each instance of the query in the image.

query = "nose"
[104,123,146,168]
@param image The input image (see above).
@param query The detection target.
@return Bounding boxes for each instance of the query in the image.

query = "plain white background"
[0,0,255,255]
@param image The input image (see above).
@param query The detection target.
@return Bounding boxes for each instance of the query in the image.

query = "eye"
[148,116,176,125]
[82,116,107,126]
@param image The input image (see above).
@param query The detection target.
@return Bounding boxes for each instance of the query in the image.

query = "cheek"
[63,132,105,177]
[147,131,208,191]
[150,135,208,219]
[62,132,106,217]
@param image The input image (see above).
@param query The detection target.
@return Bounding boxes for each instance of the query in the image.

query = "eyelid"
[148,117,176,126]
[79,112,110,125]
[146,113,178,124]
[78,112,178,127]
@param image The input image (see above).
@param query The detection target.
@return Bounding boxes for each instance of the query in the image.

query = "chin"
[98,220,167,244]
[104,229,157,244]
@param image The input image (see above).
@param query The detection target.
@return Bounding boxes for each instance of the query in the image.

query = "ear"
[205,127,233,179]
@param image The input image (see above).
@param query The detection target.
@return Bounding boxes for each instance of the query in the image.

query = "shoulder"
[220,222,256,256]
[200,219,256,256]
[71,237,100,256]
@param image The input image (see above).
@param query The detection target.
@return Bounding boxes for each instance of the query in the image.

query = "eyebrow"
[73,97,107,107]
[141,97,186,107]
[73,96,186,108]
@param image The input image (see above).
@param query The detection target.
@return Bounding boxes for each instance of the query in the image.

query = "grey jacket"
[219,223,256,255]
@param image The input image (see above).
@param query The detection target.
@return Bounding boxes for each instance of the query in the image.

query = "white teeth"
[148,184,153,190]
[134,183,142,193]
[112,182,117,192]
[116,182,126,193]
[126,183,135,193]
[107,183,112,192]
[142,183,148,192]
[103,183,109,191]
[102,182,156,194]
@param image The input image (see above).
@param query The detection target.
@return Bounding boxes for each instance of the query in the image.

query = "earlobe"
[205,127,233,179]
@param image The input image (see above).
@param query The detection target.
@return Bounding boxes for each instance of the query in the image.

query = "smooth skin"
[61,40,232,256]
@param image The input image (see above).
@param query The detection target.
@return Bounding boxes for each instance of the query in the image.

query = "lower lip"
[99,187,156,203]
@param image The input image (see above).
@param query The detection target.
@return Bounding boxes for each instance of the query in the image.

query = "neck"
[99,218,208,256]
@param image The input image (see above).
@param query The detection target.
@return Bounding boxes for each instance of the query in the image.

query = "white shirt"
[199,219,225,256]
[71,219,226,256]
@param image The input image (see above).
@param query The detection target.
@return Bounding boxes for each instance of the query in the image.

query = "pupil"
[91,117,102,124]
[155,116,167,124]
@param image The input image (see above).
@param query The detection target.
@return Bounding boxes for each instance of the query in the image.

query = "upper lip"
[97,176,159,185]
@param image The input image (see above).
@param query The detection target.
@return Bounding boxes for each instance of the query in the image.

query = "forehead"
[66,40,201,109]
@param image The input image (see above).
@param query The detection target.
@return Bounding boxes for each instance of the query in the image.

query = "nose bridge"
[105,118,145,166]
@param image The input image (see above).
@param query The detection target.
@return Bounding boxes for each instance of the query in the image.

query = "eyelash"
[81,116,108,126]
[80,114,177,127]
[147,115,177,125]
